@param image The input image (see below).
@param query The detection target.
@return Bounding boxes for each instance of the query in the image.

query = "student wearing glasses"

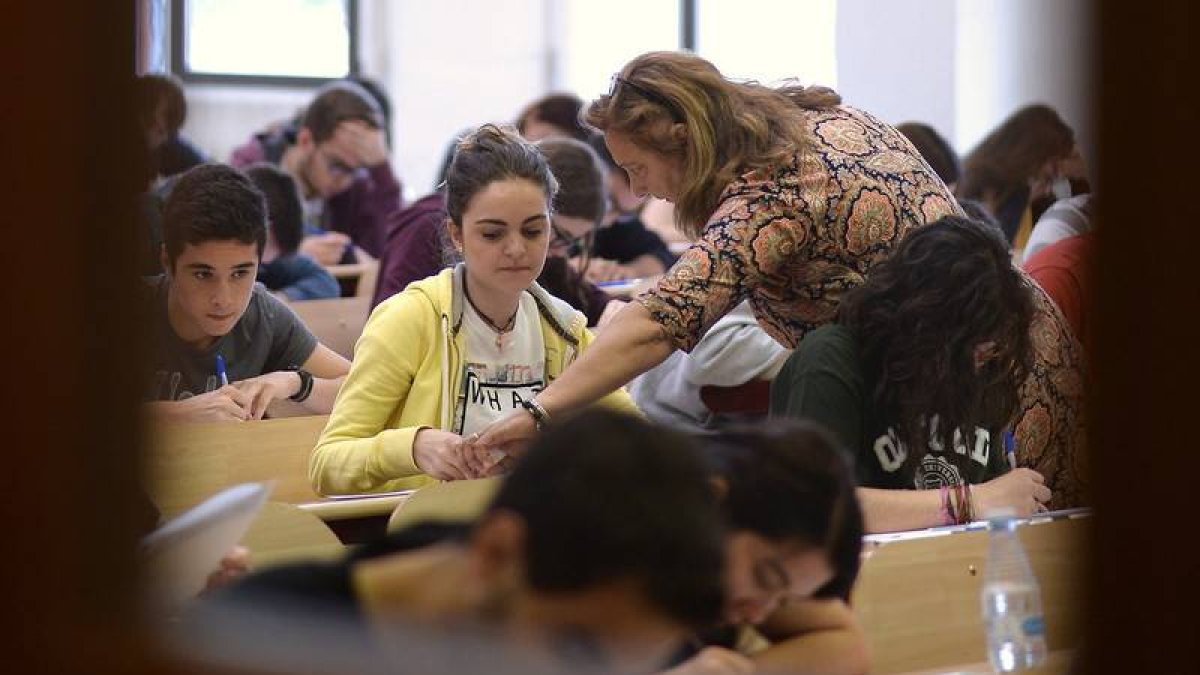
[473,51,1087,510]
[533,136,622,327]
[230,80,401,266]
[310,125,636,494]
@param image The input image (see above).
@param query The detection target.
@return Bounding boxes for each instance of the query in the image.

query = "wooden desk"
[853,513,1089,674]
[325,255,378,299]
[146,415,410,543]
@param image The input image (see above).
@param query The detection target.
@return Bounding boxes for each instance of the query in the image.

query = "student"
[144,164,350,423]
[244,164,340,301]
[371,129,465,309]
[1025,230,1094,353]
[229,80,401,265]
[534,136,618,326]
[666,420,868,675]
[515,92,591,142]
[212,409,726,674]
[309,125,638,495]
[895,121,960,190]
[629,302,788,434]
[770,216,1052,533]
[1022,193,1094,263]
[134,73,209,181]
[956,104,1086,248]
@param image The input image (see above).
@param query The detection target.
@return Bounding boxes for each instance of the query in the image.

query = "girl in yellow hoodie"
[310,125,637,495]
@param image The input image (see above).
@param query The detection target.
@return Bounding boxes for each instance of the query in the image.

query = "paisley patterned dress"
[638,105,1087,508]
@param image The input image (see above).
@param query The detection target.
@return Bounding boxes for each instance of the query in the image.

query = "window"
[557,0,681,101]
[694,0,837,88]
[171,0,357,85]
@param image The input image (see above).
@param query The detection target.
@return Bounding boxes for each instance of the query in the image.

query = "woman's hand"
[464,409,539,476]
[973,468,1052,517]
[596,299,627,330]
[659,647,755,675]
[412,428,471,480]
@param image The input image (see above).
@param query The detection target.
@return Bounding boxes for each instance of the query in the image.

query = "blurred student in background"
[245,164,339,301]
[956,104,1088,250]
[230,80,402,266]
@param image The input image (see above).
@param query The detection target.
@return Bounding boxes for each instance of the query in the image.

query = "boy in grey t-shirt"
[145,164,350,423]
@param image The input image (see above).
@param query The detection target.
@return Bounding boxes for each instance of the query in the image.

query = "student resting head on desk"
[662,419,868,675]
[201,409,726,674]
[308,124,637,496]
[143,163,350,424]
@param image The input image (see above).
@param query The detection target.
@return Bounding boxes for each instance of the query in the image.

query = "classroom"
[2,1,1196,673]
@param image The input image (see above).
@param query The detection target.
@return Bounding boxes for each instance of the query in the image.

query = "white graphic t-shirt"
[454,293,546,436]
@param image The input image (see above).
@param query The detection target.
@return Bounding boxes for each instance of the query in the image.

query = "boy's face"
[164,240,259,344]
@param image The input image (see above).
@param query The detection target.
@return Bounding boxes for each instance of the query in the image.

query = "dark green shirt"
[769,324,1009,489]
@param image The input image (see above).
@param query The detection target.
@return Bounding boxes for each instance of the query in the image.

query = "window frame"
[169,0,359,87]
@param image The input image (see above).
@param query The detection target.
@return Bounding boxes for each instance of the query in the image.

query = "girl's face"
[450,178,551,299]
[604,129,685,204]
[723,532,835,625]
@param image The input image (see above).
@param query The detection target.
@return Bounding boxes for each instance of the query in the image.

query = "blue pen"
[215,353,229,387]
[1002,430,1017,470]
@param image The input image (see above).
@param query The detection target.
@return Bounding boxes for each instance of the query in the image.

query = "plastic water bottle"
[981,512,1047,671]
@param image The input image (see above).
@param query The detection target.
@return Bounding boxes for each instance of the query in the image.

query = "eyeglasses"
[609,74,685,123]
[320,149,369,181]
[550,221,593,258]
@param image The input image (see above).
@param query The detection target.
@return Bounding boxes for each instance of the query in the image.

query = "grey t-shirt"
[145,276,318,401]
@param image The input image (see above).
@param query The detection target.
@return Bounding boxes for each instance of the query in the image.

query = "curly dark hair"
[837,215,1035,475]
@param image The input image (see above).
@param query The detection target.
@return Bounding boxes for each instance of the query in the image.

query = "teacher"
[474,51,1086,508]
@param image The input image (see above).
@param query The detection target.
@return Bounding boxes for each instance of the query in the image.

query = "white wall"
[835,0,1092,164]
[385,0,548,197]
[955,0,1094,163]
[836,0,957,139]
[181,85,311,165]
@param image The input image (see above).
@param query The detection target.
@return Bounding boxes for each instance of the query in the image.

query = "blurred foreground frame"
[2,0,1199,673]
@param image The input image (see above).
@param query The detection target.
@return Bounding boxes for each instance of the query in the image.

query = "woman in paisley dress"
[473,51,1086,509]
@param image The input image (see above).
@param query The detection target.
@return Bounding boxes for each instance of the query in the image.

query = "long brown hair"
[956,104,1075,210]
[837,216,1035,476]
[584,51,840,238]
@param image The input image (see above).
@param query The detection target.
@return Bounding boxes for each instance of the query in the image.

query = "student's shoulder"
[793,324,860,369]
[368,271,451,327]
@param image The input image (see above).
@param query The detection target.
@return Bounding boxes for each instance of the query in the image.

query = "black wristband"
[288,369,314,402]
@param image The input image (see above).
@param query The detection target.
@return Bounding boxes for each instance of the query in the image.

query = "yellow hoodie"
[310,266,639,495]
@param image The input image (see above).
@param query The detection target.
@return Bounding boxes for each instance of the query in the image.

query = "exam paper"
[142,482,271,614]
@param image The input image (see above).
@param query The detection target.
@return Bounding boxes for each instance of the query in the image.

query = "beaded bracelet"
[939,486,955,526]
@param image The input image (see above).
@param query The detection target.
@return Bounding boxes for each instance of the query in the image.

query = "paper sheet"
[142,481,271,614]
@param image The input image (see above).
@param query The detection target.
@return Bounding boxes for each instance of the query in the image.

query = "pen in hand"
[1003,430,1017,470]
[215,353,229,387]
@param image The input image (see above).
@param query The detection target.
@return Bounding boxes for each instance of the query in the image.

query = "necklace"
[464,282,518,350]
